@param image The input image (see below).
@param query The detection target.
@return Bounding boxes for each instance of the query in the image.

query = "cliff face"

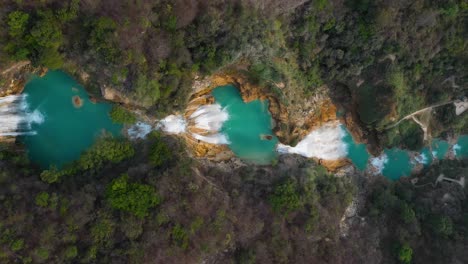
[0,61,46,97]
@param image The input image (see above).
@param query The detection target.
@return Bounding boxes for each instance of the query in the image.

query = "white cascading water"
[0,94,44,136]
[188,103,230,144]
[277,123,348,160]
[453,144,461,156]
[157,114,187,134]
[370,154,388,174]
[414,153,428,165]
[129,103,230,145]
[189,104,229,132]
[128,121,153,139]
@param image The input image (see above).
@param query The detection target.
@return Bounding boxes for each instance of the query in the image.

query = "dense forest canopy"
[0,0,467,263]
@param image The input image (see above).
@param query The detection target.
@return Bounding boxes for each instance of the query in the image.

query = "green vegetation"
[269,180,303,215]
[77,137,134,171]
[109,105,137,124]
[148,133,171,167]
[107,174,161,218]
[35,192,49,207]
[0,0,466,263]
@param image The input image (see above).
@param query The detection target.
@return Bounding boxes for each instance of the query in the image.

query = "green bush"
[10,239,24,252]
[171,224,189,249]
[64,245,78,259]
[35,192,49,207]
[107,174,161,218]
[109,105,136,124]
[35,247,49,262]
[397,243,413,264]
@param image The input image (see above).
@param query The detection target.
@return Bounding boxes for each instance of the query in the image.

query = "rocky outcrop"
[101,85,139,106]
[0,61,47,97]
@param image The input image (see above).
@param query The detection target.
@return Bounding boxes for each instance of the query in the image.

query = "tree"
[7,11,29,38]
[109,105,137,124]
[397,243,413,264]
[269,180,303,215]
[430,215,453,237]
[399,203,416,224]
[107,174,161,218]
[77,137,134,170]
[149,134,171,167]
[87,17,121,63]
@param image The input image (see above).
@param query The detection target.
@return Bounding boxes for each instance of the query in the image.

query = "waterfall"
[189,104,229,132]
[0,94,44,136]
[130,103,230,145]
[128,122,153,139]
[277,123,348,160]
[370,155,388,174]
[157,115,187,134]
[414,153,428,165]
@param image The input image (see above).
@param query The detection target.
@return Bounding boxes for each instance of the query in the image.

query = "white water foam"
[453,144,461,156]
[157,115,187,134]
[277,123,348,160]
[414,153,428,165]
[128,122,153,139]
[432,151,438,159]
[0,94,44,136]
[370,154,388,174]
[191,133,230,145]
[190,104,229,132]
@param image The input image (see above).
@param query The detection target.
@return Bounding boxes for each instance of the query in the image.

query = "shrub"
[171,224,189,249]
[10,239,24,252]
[64,245,78,259]
[35,192,49,207]
[397,243,413,264]
[35,248,49,262]
[107,174,161,218]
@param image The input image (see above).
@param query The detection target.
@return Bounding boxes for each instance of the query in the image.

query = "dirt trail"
[386,101,456,130]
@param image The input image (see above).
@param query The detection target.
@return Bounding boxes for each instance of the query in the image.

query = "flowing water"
[277,123,348,160]
[3,73,465,178]
[0,94,44,136]
[20,71,122,168]
[431,139,450,160]
[381,148,413,180]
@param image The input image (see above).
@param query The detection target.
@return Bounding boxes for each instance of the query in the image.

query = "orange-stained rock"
[318,158,351,172]
[0,61,46,97]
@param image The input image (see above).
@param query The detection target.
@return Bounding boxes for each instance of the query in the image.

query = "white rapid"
[188,103,230,144]
[189,104,229,132]
[414,153,429,165]
[139,103,230,145]
[128,122,153,139]
[370,154,388,174]
[0,94,44,136]
[277,123,348,160]
[157,115,187,134]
